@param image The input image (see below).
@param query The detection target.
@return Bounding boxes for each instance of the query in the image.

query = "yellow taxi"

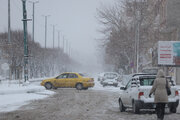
[41,72,94,90]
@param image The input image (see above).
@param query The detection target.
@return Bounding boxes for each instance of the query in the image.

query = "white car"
[97,72,106,81]
[101,78,118,87]
[118,73,179,114]
[100,72,119,87]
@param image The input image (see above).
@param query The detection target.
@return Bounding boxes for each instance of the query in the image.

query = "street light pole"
[8,0,11,43]
[69,43,71,57]
[53,25,55,48]
[43,15,50,48]
[51,24,58,48]
[136,11,140,73]
[63,36,65,52]
[22,0,31,82]
[64,39,69,54]
[52,25,57,48]
[29,1,39,42]
[58,30,60,49]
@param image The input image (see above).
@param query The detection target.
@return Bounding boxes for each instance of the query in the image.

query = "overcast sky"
[0,0,115,71]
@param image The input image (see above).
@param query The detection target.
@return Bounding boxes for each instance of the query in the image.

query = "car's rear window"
[104,73,117,79]
[79,73,89,77]
[139,77,156,86]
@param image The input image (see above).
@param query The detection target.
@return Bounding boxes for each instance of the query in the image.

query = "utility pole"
[58,30,60,49]
[8,0,11,43]
[43,15,50,48]
[52,25,57,48]
[136,11,140,73]
[69,43,71,57]
[22,0,31,82]
[53,25,55,48]
[29,0,39,42]
[8,0,11,80]
[63,36,65,52]
[66,39,68,54]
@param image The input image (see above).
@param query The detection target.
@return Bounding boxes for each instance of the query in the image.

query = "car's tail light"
[138,92,144,99]
[175,91,179,96]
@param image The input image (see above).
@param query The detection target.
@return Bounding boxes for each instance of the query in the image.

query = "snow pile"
[0,82,54,112]
[0,84,45,95]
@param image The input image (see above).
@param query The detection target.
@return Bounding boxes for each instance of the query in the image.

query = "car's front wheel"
[76,83,83,90]
[119,99,125,112]
[45,82,53,90]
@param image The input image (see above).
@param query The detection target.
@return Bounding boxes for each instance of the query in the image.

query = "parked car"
[118,73,179,114]
[100,72,119,87]
[41,72,94,90]
[97,72,106,81]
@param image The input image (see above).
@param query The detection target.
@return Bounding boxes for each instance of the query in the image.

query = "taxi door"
[66,73,79,87]
[55,73,69,87]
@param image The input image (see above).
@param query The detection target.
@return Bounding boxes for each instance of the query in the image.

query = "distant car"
[41,72,94,90]
[97,72,106,81]
[118,73,179,114]
[100,72,119,87]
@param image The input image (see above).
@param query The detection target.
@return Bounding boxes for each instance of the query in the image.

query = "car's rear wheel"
[45,82,53,90]
[170,107,177,113]
[119,99,125,112]
[132,101,140,114]
[76,83,83,90]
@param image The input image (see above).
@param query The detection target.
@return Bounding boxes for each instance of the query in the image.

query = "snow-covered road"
[0,75,180,120]
[0,88,180,120]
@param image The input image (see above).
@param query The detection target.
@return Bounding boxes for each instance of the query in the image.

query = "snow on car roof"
[132,73,156,78]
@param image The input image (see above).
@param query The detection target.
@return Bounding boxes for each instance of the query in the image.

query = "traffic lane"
[0,88,180,120]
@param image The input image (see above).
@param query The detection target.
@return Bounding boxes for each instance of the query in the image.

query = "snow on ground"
[0,73,180,113]
[0,79,55,112]
[0,74,121,113]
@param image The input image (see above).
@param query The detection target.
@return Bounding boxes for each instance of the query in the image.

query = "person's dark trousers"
[156,103,166,120]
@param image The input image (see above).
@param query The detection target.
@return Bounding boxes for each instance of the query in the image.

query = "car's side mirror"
[120,87,126,90]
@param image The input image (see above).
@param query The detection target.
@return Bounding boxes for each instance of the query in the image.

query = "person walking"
[149,69,170,120]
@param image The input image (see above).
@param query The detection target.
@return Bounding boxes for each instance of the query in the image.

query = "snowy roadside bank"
[0,84,45,95]
[0,82,55,112]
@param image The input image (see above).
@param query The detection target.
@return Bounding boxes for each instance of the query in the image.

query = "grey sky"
[0,0,114,70]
